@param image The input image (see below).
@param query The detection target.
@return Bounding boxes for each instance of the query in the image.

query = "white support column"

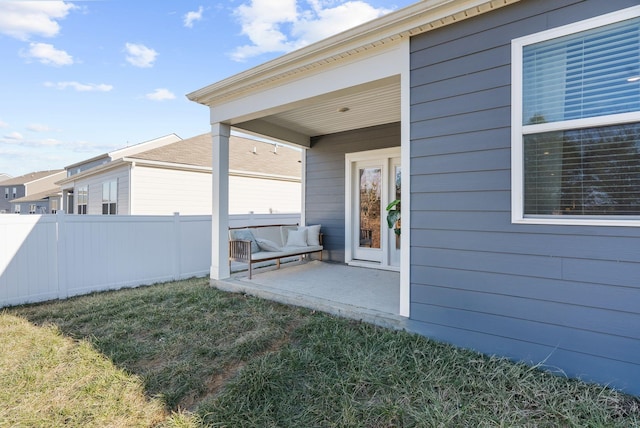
[210,122,231,280]
[399,39,411,318]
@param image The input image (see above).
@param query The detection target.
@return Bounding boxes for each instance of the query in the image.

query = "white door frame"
[345,147,401,271]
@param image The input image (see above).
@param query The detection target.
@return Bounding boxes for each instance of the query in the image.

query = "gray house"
[188,0,640,395]
[10,188,62,215]
[0,170,65,214]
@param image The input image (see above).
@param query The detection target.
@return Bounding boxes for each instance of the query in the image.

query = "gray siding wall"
[0,185,25,213]
[305,123,400,262]
[409,0,640,395]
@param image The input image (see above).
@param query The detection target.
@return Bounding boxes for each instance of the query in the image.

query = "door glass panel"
[359,167,381,249]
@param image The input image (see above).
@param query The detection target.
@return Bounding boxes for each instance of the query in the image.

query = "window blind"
[523,17,640,125]
[524,123,640,215]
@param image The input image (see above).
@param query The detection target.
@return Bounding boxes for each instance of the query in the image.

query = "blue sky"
[0,0,414,177]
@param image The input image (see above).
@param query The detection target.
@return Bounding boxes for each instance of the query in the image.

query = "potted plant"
[386,199,401,248]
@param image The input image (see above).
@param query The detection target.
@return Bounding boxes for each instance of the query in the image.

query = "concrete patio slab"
[214,260,407,330]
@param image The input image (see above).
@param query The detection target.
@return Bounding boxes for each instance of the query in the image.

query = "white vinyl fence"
[0,212,299,308]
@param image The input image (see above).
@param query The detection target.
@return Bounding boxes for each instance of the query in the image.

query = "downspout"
[129,162,135,215]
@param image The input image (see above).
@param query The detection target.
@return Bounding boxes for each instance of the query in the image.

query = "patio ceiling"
[234,77,401,141]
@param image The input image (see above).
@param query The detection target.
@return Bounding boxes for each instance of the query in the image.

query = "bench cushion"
[250,245,323,261]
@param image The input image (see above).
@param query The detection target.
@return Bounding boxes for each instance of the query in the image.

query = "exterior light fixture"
[337,107,350,113]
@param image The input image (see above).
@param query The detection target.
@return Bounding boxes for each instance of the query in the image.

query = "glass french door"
[349,151,401,268]
[353,161,383,262]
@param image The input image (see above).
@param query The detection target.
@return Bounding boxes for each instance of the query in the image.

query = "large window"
[77,186,88,215]
[512,7,640,225]
[102,181,117,215]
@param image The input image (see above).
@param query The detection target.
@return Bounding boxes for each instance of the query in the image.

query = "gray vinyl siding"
[0,185,24,213]
[305,123,400,262]
[409,0,640,395]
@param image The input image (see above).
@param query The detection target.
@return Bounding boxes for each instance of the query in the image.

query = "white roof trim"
[187,0,520,106]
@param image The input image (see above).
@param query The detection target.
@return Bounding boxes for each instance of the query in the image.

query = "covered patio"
[218,260,406,330]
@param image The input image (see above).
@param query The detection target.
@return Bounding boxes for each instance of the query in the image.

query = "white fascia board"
[24,170,65,186]
[109,134,182,159]
[56,159,128,185]
[187,0,520,106]
[123,158,211,173]
[210,44,405,125]
[228,169,301,183]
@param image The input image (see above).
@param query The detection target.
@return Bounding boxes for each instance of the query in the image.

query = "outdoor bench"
[229,224,323,279]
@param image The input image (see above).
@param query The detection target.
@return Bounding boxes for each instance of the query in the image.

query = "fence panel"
[0,216,58,307]
[0,212,300,307]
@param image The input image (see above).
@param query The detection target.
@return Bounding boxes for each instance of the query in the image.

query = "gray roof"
[11,188,61,203]
[129,133,301,178]
[0,170,64,186]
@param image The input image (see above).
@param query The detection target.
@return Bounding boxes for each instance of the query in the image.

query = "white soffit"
[187,0,520,140]
[244,77,401,137]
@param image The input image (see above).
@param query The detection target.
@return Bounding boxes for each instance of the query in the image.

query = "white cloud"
[0,1,75,41]
[27,123,54,132]
[0,133,64,148]
[0,120,8,129]
[23,42,73,66]
[230,0,393,61]
[3,132,24,141]
[184,6,204,28]
[37,138,63,147]
[124,43,158,68]
[146,88,176,101]
[44,81,113,92]
[294,1,392,43]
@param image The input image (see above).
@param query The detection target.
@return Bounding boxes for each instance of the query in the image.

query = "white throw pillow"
[299,224,321,246]
[256,238,281,252]
[286,228,308,247]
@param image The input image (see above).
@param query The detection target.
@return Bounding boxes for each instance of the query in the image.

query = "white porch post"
[210,122,231,280]
[399,39,411,318]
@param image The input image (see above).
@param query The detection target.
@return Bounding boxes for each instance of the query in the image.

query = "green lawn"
[2,277,638,427]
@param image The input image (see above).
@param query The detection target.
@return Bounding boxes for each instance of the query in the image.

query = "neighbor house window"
[512,7,640,225]
[14,205,20,214]
[102,180,117,215]
[4,188,7,199]
[77,186,88,214]
[50,199,58,214]
[29,204,37,214]
[12,188,16,199]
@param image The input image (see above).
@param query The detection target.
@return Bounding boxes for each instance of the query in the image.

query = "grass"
[2,277,639,427]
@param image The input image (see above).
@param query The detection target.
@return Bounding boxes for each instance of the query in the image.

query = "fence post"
[173,212,181,280]
[56,210,68,299]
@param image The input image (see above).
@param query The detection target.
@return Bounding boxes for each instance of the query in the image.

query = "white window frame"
[102,180,117,215]
[511,6,640,227]
[77,185,88,215]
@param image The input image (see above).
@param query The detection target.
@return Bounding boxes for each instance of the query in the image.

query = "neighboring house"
[188,0,640,395]
[57,133,301,215]
[10,188,62,215]
[0,170,65,214]
[0,173,11,183]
